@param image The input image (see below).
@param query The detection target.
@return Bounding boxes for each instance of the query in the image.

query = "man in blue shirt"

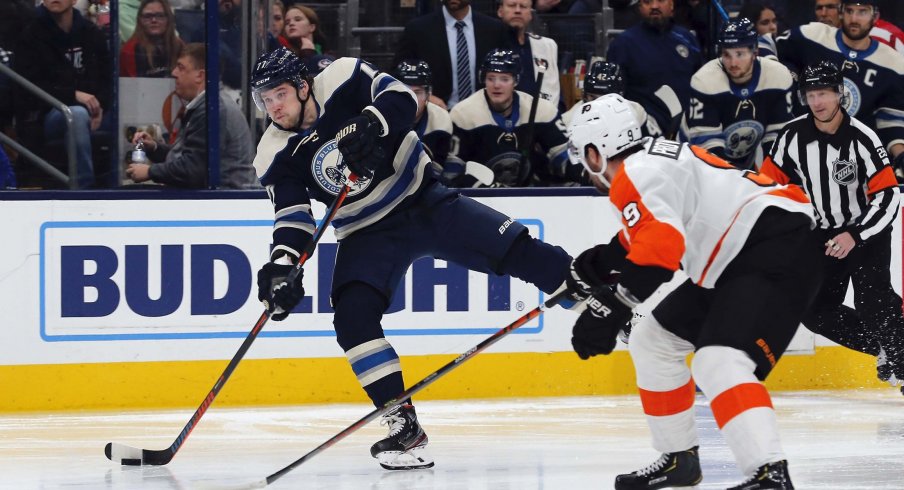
[606,0,702,134]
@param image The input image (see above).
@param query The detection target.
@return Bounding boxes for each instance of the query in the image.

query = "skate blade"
[376,446,434,470]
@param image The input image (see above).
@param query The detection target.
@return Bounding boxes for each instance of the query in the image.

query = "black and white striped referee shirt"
[761,112,900,243]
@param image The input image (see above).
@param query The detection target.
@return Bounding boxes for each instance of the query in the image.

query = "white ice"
[1,390,903,489]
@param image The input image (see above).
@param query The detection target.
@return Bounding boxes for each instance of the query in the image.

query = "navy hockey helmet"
[798,61,844,104]
[250,47,309,112]
[583,61,625,97]
[718,18,758,51]
[479,49,522,85]
[394,59,433,88]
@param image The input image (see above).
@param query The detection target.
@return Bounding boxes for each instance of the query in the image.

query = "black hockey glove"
[565,244,619,303]
[572,288,633,360]
[257,262,305,321]
[336,111,384,178]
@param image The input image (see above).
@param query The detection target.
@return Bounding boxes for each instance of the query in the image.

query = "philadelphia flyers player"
[565,94,822,489]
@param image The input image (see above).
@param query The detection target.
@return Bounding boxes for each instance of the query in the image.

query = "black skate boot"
[370,404,434,470]
[727,460,794,490]
[614,446,702,490]
[878,345,904,391]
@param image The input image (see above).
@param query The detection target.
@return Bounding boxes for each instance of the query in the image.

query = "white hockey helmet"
[567,93,643,186]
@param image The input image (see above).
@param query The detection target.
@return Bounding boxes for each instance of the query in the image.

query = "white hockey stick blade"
[193,478,269,490]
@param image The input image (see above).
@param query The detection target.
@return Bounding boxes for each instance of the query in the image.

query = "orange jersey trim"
[765,185,810,204]
[867,166,898,196]
[609,170,685,272]
[758,156,790,185]
[709,382,773,429]
[638,378,696,417]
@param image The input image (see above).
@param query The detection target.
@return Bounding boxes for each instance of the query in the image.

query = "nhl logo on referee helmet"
[832,158,857,186]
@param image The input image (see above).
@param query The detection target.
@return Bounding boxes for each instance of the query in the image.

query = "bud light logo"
[39,220,544,342]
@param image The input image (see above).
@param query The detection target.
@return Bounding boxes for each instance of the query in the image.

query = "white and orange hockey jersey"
[609,138,814,290]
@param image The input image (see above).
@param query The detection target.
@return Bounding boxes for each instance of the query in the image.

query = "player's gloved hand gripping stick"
[104,175,359,466]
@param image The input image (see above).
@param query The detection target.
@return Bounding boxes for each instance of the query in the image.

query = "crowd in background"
[0,0,903,190]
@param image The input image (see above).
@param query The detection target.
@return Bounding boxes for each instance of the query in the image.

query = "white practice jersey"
[527,33,561,103]
[611,138,814,289]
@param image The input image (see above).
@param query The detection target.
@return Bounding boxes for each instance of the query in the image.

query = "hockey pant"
[630,318,782,476]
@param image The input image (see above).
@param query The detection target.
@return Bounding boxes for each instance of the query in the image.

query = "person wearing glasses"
[120,0,184,78]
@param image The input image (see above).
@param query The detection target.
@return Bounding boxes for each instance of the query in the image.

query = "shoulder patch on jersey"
[647,138,682,159]
[425,102,453,134]
[312,57,360,110]
[866,43,904,74]
[253,124,295,178]
[691,59,730,95]
[756,57,794,91]
[516,90,558,125]
[799,22,837,50]
[450,90,495,130]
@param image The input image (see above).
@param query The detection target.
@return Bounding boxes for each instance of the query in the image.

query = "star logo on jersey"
[832,158,857,186]
[311,139,372,196]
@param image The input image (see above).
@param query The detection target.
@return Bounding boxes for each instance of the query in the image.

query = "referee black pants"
[802,229,904,359]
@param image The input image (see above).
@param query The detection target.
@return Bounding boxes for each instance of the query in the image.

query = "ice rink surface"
[1,390,903,489]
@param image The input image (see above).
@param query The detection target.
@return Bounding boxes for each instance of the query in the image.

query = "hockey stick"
[226,289,570,489]
[520,63,546,171]
[105,176,358,466]
[711,0,730,22]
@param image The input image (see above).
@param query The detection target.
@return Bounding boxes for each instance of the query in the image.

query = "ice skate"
[878,346,904,388]
[370,404,434,470]
[614,446,702,489]
[727,460,793,489]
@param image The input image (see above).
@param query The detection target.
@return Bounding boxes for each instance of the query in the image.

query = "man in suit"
[396,0,509,109]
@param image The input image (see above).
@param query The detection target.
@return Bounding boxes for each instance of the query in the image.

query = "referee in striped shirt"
[761,61,904,390]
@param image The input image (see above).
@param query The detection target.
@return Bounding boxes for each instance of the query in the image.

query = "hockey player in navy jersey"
[250,47,575,470]
[761,0,904,174]
[686,18,794,169]
[447,49,578,187]
[393,60,452,168]
[561,61,664,139]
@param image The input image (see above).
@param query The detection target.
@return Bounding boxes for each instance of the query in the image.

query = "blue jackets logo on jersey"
[724,120,764,159]
[312,139,372,196]
[842,78,862,116]
[832,158,857,186]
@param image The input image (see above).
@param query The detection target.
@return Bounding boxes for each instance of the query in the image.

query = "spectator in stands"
[16,0,113,189]
[535,0,602,14]
[282,4,328,61]
[561,61,665,139]
[739,0,779,35]
[447,49,577,187]
[606,0,701,138]
[815,0,841,27]
[120,0,184,78]
[395,0,509,109]
[497,0,561,106]
[270,0,286,40]
[393,59,453,168]
[126,43,258,189]
[119,0,141,41]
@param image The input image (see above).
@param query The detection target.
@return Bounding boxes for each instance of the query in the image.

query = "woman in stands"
[120,0,184,78]
[281,4,327,60]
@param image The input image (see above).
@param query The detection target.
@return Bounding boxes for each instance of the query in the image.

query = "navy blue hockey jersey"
[415,101,452,165]
[607,22,703,132]
[685,57,794,168]
[764,22,904,151]
[253,57,431,260]
[448,89,572,187]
